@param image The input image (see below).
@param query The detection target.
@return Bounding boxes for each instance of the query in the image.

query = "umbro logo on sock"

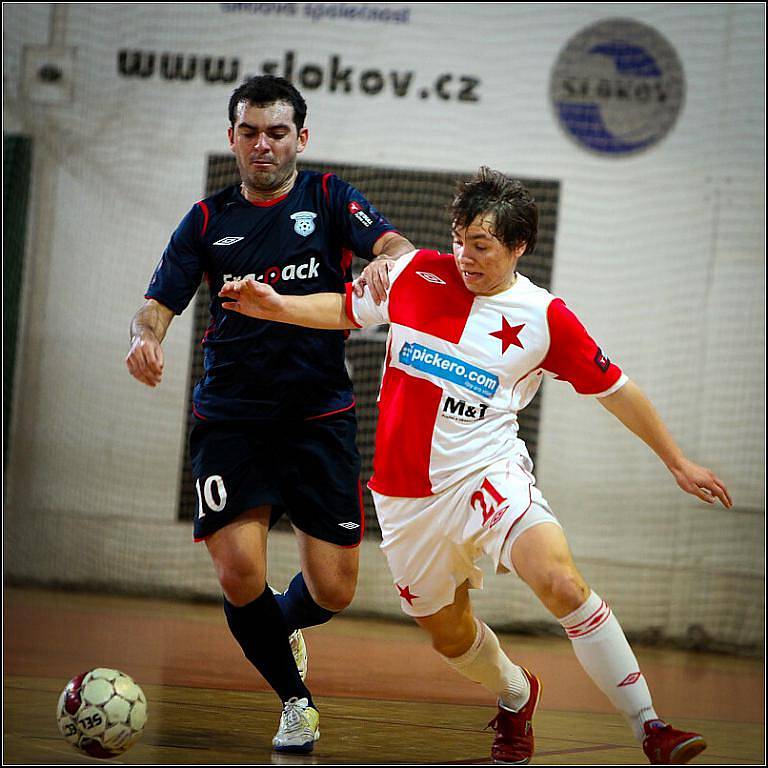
[617,671,642,687]
[338,521,360,529]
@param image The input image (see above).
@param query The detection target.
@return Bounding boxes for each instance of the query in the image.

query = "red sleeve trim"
[322,172,332,203]
[197,201,210,237]
[344,283,363,328]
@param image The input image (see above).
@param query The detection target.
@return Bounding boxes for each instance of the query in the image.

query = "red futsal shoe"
[487,668,541,764]
[642,719,707,764]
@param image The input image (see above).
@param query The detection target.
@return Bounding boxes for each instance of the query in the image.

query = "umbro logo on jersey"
[213,236,245,246]
[338,521,360,529]
[416,271,446,285]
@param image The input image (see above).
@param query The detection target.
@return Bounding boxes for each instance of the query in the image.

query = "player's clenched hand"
[353,257,394,304]
[670,458,733,509]
[126,334,164,387]
[219,279,283,319]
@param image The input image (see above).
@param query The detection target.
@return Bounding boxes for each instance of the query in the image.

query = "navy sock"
[223,585,313,706]
[274,572,337,631]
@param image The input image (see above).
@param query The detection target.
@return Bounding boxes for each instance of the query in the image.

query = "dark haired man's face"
[228,100,308,197]
[452,215,525,296]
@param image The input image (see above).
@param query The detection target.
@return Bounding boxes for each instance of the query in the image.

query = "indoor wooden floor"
[3,587,764,765]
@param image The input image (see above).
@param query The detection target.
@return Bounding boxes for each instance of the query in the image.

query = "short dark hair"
[451,167,538,255]
[228,75,308,130]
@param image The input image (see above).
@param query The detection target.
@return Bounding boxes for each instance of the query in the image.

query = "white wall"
[4,2,764,647]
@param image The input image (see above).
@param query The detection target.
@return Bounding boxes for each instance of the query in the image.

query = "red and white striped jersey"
[344,249,627,497]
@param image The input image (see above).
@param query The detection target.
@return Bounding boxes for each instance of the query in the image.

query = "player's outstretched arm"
[219,279,356,330]
[599,380,733,508]
[126,298,175,388]
[355,231,415,304]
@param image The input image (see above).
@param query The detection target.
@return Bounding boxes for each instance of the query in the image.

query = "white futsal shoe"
[272,696,320,753]
[269,585,308,681]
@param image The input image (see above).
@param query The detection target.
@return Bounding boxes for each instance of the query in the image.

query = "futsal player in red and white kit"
[219,167,732,765]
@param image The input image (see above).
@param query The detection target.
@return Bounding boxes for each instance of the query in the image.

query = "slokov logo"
[550,18,685,156]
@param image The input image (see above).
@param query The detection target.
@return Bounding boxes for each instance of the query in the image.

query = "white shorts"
[372,454,561,617]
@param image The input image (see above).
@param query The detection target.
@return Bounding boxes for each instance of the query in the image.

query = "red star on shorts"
[396,584,418,605]
[490,317,525,353]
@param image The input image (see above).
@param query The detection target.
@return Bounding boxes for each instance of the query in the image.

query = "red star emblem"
[396,583,418,605]
[490,317,525,353]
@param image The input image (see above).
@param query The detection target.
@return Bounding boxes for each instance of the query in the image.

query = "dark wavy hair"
[228,75,308,130]
[451,167,538,255]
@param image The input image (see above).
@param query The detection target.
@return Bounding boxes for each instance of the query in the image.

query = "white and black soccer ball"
[56,668,147,758]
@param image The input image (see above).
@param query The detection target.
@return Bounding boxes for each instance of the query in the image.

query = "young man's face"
[228,100,308,194]
[452,214,525,296]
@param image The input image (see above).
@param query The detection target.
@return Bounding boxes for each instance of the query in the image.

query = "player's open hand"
[353,257,394,304]
[670,458,733,509]
[126,334,164,387]
[219,279,282,319]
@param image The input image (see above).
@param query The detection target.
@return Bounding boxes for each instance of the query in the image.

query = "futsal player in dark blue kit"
[126,75,413,753]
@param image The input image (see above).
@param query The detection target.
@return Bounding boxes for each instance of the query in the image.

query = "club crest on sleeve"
[290,211,317,237]
[594,348,611,372]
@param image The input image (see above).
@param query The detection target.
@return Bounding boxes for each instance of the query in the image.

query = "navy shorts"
[189,409,364,545]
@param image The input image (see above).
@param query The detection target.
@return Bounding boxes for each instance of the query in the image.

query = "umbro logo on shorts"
[213,236,245,246]
[416,271,446,284]
[338,521,360,529]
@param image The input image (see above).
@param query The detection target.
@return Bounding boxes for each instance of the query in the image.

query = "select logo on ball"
[56,668,147,758]
[550,18,685,156]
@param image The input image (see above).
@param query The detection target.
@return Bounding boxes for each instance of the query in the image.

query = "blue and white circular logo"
[550,19,685,156]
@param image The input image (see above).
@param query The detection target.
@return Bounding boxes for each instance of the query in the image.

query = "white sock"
[559,591,657,740]
[440,618,530,711]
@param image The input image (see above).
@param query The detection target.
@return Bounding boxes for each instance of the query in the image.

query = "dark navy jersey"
[146,170,398,421]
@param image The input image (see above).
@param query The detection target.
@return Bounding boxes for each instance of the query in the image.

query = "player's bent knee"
[416,616,476,658]
[540,568,590,615]
[215,564,267,607]
[311,582,356,612]
[430,633,473,658]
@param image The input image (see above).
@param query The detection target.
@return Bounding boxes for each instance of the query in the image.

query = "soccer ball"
[56,668,147,758]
